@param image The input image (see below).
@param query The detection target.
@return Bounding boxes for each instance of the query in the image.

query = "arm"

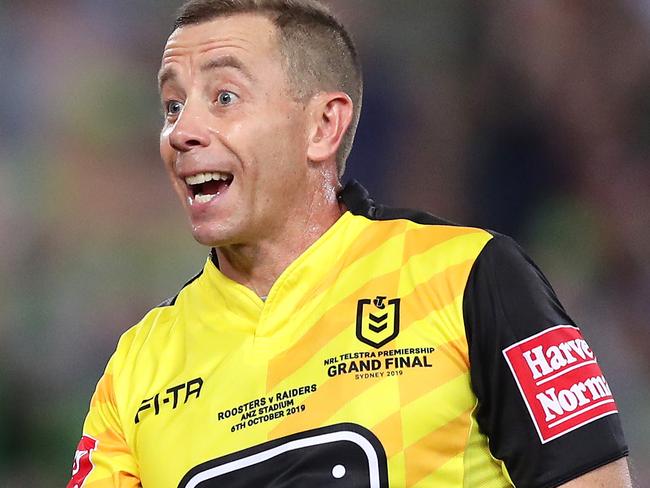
[559,458,632,487]
[463,234,629,487]
[67,358,141,487]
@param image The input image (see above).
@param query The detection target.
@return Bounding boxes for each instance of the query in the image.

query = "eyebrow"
[158,68,177,92]
[158,55,253,92]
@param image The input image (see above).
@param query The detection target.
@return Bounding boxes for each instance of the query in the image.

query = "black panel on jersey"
[463,234,628,487]
[177,423,389,488]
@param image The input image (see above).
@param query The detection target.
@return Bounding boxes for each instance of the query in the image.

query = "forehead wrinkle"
[197,37,258,54]
[160,37,262,73]
[163,35,258,57]
[159,20,281,92]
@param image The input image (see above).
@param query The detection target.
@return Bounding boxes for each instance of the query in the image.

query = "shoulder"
[340,179,497,256]
[109,266,205,375]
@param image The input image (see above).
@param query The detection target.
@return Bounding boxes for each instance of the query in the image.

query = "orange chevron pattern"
[404,408,472,487]
[91,373,114,407]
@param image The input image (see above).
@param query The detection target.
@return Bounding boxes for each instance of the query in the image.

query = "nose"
[167,101,211,152]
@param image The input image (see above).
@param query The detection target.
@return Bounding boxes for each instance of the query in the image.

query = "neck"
[214,179,345,298]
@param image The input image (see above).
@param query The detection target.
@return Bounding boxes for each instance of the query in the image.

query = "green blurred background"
[1,0,649,485]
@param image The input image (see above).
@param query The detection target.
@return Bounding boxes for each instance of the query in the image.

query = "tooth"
[186,174,203,185]
[186,171,232,186]
[194,193,216,203]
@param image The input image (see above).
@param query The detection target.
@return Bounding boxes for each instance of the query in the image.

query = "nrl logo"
[356,296,401,349]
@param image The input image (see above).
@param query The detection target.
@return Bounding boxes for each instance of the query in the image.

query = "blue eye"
[217,91,238,105]
[166,100,184,116]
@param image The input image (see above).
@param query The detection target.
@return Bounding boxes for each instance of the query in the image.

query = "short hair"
[174,0,363,176]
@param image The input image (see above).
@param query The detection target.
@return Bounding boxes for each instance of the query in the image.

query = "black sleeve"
[463,233,628,488]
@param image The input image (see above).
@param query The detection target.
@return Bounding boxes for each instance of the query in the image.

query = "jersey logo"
[356,296,400,349]
[177,423,388,487]
[503,325,618,443]
[135,377,203,424]
[67,434,98,488]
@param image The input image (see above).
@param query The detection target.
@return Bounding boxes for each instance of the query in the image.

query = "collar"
[338,179,378,219]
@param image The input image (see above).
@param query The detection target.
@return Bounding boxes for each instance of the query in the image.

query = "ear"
[306,92,354,163]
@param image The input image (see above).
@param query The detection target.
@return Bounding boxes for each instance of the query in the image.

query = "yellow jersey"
[68,181,627,487]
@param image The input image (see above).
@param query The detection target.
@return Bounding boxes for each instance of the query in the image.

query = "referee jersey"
[68,180,627,488]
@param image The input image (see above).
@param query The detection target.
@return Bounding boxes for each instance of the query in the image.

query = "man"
[67,0,631,486]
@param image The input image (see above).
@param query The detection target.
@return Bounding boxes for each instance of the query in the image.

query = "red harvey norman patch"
[67,434,98,488]
[503,325,618,443]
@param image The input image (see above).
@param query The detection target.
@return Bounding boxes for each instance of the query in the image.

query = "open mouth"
[185,171,234,204]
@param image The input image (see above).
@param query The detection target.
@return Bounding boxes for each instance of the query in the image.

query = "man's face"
[159,14,310,247]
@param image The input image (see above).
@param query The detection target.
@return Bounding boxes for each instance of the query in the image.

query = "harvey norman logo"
[503,325,618,444]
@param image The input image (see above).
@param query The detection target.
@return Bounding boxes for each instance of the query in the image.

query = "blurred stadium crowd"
[1,1,648,485]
